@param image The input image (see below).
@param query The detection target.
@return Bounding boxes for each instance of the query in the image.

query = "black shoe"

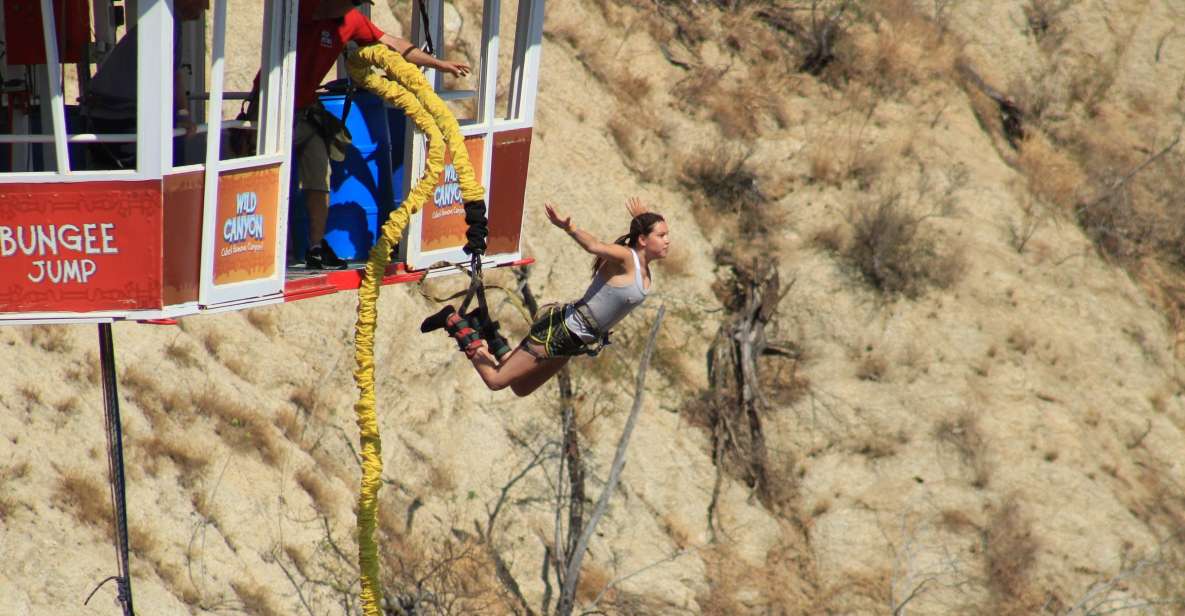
[306,240,348,270]
[420,305,457,333]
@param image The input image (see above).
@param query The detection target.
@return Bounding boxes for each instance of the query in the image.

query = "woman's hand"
[625,196,648,218]
[436,60,471,77]
[545,202,572,231]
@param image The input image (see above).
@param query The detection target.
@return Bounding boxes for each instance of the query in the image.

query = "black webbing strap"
[88,323,134,616]
[417,0,436,56]
[459,252,485,316]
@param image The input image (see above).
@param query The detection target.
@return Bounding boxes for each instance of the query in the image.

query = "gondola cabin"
[0,0,542,323]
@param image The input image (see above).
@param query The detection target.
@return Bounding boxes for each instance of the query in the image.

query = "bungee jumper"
[421,197,671,397]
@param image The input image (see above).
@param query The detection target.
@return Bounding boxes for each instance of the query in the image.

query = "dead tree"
[542,306,667,616]
[514,267,667,615]
[957,62,1025,148]
[703,253,794,539]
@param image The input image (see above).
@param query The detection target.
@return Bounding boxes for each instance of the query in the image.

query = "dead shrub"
[56,469,112,529]
[984,498,1039,612]
[933,410,992,488]
[680,149,771,236]
[844,192,964,297]
[1024,0,1073,44]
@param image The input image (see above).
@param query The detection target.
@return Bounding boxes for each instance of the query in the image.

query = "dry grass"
[244,307,279,337]
[193,390,284,465]
[202,329,228,357]
[17,384,43,412]
[128,522,160,559]
[134,433,210,486]
[65,350,101,387]
[26,325,73,353]
[1006,326,1036,355]
[0,461,31,522]
[121,366,192,428]
[231,579,277,616]
[856,352,889,382]
[575,560,613,604]
[427,462,457,493]
[1016,133,1085,210]
[56,469,113,529]
[164,339,199,368]
[607,116,639,162]
[289,384,326,419]
[810,223,848,253]
[296,467,336,512]
[933,410,992,488]
[223,356,258,382]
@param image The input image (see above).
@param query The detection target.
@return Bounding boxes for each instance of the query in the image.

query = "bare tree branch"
[557,305,666,615]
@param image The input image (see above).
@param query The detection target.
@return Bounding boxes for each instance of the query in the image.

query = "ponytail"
[591,212,665,274]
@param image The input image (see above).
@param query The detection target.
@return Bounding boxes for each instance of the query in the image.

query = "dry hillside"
[2,1,1185,614]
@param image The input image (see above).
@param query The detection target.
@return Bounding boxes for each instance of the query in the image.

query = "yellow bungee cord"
[344,44,484,616]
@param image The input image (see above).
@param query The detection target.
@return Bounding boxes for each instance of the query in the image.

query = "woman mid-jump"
[422,197,670,396]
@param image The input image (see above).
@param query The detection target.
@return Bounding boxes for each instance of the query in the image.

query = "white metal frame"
[402,0,544,271]
[197,0,298,307]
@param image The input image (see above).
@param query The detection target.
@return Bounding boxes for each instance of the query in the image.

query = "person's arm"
[545,203,632,264]
[379,33,471,77]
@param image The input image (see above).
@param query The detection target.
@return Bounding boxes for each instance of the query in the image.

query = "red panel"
[0,181,164,314]
[487,128,532,255]
[162,171,205,305]
[4,0,90,65]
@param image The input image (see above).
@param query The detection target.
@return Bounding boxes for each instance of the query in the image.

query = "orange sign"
[421,136,484,252]
[213,164,280,285]
[0,181,163,314]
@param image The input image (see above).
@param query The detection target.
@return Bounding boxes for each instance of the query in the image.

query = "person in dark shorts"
[422,197,670,397]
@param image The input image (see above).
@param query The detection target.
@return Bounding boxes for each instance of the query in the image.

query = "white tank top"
[565,249,650,343]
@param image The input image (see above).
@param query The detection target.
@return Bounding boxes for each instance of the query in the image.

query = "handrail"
[0,121,256,143]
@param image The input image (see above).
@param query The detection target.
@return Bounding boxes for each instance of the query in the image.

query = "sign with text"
[213,164,280,285]
[0,181,163,314]
[421,136,485,253]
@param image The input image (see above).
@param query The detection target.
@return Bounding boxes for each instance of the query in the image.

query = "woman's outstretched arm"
[545,202,632,265]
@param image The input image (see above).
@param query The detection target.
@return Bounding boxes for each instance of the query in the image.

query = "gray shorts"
[294,115,331,193]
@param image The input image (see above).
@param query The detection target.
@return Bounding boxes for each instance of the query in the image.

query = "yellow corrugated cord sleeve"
[353,44,484,201]
[344,44,485,616]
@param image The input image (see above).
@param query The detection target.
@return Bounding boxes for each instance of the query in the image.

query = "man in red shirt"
[296,0,470,268]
